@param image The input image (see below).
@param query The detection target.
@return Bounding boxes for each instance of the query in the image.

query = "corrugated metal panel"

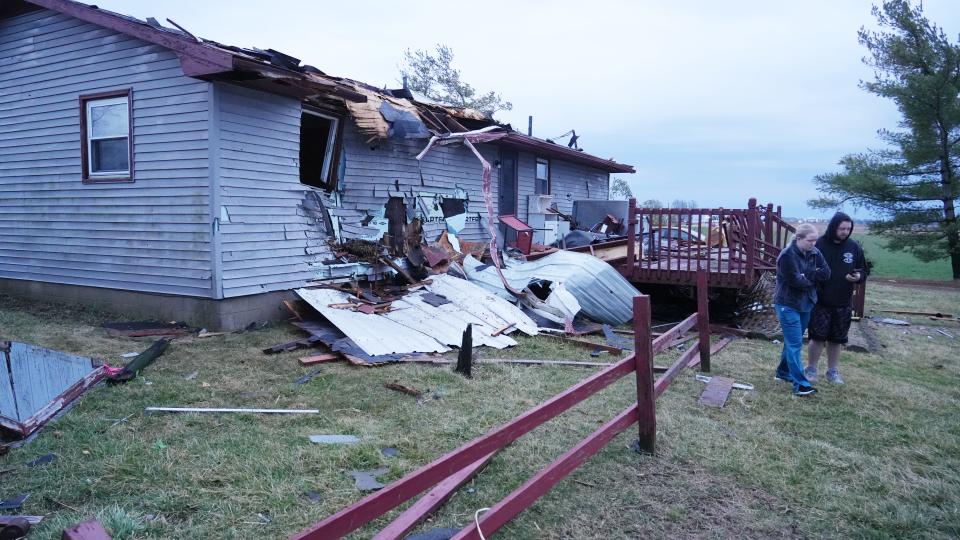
[0,9,214,297]
[1,342,97,422]
[384,292,518,349]
[425,274,539,336]
[294,288,449,356]
[466,250,640,325]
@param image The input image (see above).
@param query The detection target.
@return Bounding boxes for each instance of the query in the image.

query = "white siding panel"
[0,9,213,297]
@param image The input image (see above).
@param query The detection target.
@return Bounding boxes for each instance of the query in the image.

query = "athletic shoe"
[794,385,818,396]
[804,367,818,383]
[826,369,844,385]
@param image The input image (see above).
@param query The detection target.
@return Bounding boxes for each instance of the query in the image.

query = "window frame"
[301,108,341,189]
[535,157,551,195]
[79,88,134,183]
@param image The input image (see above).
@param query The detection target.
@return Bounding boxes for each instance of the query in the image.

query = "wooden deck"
[619,198,794,289]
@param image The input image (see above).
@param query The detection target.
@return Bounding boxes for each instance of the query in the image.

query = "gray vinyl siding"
[0,9,213,297]
[517,153,610,217]
[215,83,324,298]
[340,122,499,243]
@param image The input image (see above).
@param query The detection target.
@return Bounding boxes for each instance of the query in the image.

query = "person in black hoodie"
[805,212,868,385]
[773,223,831,396]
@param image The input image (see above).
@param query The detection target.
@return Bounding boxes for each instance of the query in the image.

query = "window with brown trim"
[80,89,133,183]
[535,158,550,194]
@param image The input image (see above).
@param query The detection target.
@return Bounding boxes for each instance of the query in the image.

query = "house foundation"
[0,279,295,331]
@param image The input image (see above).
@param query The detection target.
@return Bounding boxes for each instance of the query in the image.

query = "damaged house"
[0,0,634,330]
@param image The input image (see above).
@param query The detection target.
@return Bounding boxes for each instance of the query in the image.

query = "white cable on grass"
[475,507,491,540]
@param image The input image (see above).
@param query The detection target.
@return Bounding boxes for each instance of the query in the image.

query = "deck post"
[696,269,711,372]
[626,198,637,278]
[633,295,656,454]
[745,198,757,283]
[764,203,774,261]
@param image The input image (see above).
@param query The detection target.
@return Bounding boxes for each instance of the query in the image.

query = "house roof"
[13,0,635,174]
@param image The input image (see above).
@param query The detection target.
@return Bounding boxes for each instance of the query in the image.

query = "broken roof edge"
[21,0,634,173]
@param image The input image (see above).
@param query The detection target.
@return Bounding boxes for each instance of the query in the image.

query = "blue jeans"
[775,304,813,392]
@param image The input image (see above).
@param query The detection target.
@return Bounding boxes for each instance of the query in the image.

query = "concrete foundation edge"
[0,278,296,331]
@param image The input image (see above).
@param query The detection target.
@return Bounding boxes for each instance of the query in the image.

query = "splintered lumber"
[490,322,517,337]
[380,257,417,285]
[538,334,624,354]
[299,353,341,366]
[145,407,319,414]
[384,382,423,397]
[398,357,670,371]
[699,376,735,408]
[881,309,954,318]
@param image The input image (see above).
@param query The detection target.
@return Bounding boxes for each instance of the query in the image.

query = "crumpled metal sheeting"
[385,293,518,349]
[424,275,539,336]
[294,289,449,356]
[465,251,640,325]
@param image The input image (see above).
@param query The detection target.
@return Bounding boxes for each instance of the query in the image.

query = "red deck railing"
[622,197,795,288]
[291,271,721,540]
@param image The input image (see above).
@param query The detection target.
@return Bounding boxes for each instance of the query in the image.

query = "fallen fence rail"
[291,270,719,540]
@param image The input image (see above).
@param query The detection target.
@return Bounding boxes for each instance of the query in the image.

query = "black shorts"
[808,304,853,344]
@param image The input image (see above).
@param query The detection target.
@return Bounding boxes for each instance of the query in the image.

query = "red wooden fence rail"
[291,272,715,540]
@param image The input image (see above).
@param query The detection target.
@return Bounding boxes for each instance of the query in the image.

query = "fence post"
[633,295,655,454]
[697,269,711,372]
[626,198,637,278]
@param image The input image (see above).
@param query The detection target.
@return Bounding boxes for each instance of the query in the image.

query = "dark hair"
[824,211,854,242]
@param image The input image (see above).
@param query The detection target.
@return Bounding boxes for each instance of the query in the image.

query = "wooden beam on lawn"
[451,404,640,540]
[538,334,624,355]
[372,452,497,540]
[289,356,637,540]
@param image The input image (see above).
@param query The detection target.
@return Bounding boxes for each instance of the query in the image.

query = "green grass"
[857,232,954,281]
[1,284,959,539]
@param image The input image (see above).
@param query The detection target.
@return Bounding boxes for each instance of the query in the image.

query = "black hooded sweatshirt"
[815,212,869,307]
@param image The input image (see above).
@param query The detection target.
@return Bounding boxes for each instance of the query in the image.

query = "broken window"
[300,109,340,189]
[535,158,550,195]
[80,89,132,183]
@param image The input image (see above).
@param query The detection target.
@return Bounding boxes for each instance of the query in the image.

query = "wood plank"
[451,404,639,540]
[372,452,497,540]
[699,376,735,408]
[289,356,637,540]
[654,342,700,399]
[686,337,734,369]
[298,353,341,366]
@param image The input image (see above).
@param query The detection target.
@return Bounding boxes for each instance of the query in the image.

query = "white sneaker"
[826,369,844,385]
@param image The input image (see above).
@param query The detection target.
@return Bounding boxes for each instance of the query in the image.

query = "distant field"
[856,232,953,281]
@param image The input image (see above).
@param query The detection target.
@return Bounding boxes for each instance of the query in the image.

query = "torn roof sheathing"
[425,275,539,336]
[294,289,450,356]
[0,341,106,437]
[384,293,518,349]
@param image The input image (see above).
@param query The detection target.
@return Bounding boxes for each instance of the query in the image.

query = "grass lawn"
[853,232,953,281]
[2,283,959,539]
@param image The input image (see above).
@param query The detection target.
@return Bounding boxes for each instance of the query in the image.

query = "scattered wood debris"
[384,381,423,398]
[145,407,319,414]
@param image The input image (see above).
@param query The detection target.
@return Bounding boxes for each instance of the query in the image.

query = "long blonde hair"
[794,223,817,243]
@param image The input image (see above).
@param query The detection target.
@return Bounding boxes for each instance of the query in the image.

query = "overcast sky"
[93,0,960,218]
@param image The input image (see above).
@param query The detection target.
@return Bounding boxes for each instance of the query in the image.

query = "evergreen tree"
[810,0,960,279]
